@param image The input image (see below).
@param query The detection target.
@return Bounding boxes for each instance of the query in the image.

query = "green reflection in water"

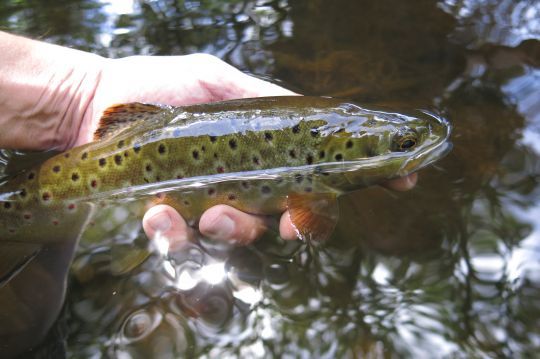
[1,0,539,357]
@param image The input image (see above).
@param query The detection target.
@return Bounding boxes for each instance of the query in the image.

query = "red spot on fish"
[91,180,98,188]
[52,219,59,226]
[67,204,76,210]
[42,192,51,201]
[23,213,32,220]
[217,166,225,173]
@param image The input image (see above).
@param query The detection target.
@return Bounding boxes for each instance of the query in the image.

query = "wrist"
[0,31,104,150]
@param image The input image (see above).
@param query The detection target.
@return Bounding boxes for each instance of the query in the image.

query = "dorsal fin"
[93,103,167,140]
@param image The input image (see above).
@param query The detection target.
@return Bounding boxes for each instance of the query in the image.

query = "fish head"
[316,106,452,189]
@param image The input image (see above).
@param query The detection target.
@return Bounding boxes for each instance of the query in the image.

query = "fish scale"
[0,96,451,262]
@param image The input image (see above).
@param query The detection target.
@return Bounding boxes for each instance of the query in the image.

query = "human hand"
[80,54,302,249]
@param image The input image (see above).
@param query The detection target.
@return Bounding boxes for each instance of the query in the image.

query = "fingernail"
[207,215,235,239]
[149,212,172,232]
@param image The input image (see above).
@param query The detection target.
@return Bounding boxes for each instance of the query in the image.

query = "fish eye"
[392,129,418,152]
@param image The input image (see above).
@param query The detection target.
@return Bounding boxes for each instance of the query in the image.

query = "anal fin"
[0,242,42,289]
[287,192,339,242]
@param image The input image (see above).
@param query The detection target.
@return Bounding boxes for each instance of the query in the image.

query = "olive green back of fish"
[0,96,451,284]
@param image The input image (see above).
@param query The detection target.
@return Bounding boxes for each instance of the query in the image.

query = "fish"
[0,96,451,283]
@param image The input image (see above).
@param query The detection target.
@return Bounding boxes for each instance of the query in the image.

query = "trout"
[0,96,451,281]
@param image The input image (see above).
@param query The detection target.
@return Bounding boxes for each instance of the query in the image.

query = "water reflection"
[0,0,539,357]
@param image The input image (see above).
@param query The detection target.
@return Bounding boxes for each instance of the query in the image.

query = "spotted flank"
[0,96,451,282]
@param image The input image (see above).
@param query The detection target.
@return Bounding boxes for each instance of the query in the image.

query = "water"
[1,0,539,357]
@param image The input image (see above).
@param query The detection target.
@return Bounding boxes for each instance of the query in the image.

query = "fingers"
[279,211,299,240]
[142,205,194,252]
[143,174,417,249]
[195,54,299,99]
[383,173,418,191]
[199,205,269,245]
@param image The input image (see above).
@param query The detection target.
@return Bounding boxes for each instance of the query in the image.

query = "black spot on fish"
[335,153,343,161]
[295,174,304,183]
[305,187,313,193]
[133,144,141,153]
[291,124,301,134]
[19,188,26,198]
[23,213,32,220]
[143,177,150,183]
[346,140,353,149]
[176,173,183,179]
[3,202,11,209]
[275,177,284,184]
[124,151,129,157]
[192,150,199,159]
[118,140,125,148]
[158,143,166,154]
[209,135,217,143]
[64,153,70,158]
[207,188,216,196]
[201,145,206,152]
[289,149,296,158]
[306,154,314,165]
[27,172,35,180]
[229,139,237,150]
[311,129,319,137]
[98,158,106,167]
[241,181,249,189]
[52,165,61,173]
[214,153,218,159]
[319,150,325,159]
[261,185,271,194]
[183,200,190,206]
[228,194,237,201]
[114,154,123,165]
[156,175,161,181]
[145,164,152,172]
[42,192,51,201]
[71,173,79,181]
[217,166,225,173]
[253,156,260,165]
[264,132,273,141]
[81,152,88,160]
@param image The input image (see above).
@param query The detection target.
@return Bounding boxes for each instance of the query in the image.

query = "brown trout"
[0,96,451,280]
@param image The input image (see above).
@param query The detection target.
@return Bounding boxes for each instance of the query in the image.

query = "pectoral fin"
[0,242,42,289]
[287,192,339,242]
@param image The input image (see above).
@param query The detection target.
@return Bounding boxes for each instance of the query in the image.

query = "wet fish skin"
[0,96,451,247]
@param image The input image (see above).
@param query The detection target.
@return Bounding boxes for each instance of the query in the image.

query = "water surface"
[1,0,539,357]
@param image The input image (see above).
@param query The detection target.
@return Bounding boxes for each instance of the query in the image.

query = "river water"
[1,0,539,357]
